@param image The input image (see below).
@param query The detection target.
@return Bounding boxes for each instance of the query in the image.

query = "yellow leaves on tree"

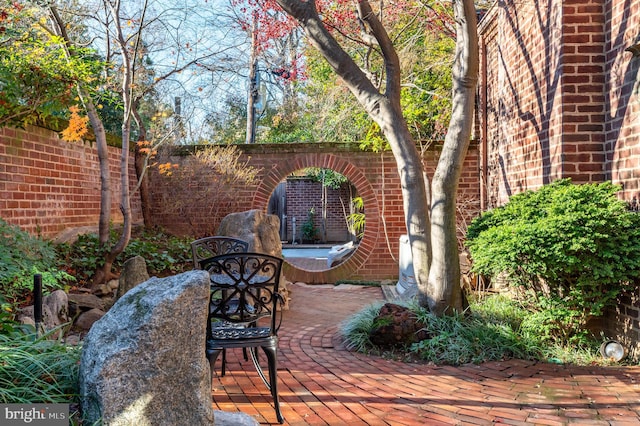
[136,140,157,156]
[158,162,179,176]
[136,140,178,176]
[61,106,89,142]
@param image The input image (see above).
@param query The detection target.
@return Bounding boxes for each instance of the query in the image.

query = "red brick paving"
[211,283,640,425]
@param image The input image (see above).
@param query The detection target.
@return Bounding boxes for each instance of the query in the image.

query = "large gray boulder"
[217,209,282,257]
[217,210,290,309]
[79,270,214,426]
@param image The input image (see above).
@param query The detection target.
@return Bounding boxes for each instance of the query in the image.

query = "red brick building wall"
[479,0,639,208]
[479,0,640,358]
[605,0,640,197]
[149,142,481,284]
[0,125,142,238]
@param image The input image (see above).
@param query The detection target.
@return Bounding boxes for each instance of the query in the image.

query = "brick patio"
[211,283,640,425]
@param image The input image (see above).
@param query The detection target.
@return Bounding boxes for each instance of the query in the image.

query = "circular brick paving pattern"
[211,283,640,425]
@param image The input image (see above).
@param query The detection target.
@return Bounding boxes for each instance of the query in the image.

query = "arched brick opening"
[147,142,479,284]
[251,153,381,284]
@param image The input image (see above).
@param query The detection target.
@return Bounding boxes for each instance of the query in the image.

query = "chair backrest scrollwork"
[201,253,283,333]
[191,236,249,269]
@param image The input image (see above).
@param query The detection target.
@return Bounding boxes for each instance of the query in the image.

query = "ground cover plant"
[56,227,193,288]
[0,219,74,305]
[0,225,192,419]
[340,294,620,366]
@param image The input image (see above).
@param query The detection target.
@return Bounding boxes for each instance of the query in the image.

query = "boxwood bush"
[466,179,640,343]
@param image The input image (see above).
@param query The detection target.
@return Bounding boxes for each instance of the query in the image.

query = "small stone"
[214,411,259,426]
[369,303,428,347]
[74,308,105,331]
[107,279,119,291]
[116,256,150,300]
[68,293,105,315]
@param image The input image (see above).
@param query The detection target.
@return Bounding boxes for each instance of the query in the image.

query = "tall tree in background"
[230,0,304,144]
[296,7,456,148]
[45,0,240,285]
[270,0,478,314]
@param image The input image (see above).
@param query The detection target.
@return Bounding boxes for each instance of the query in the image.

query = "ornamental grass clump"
[340,295,544,365]
[339,301,385,353]
[466,179,640,344]
[0,329,81,404]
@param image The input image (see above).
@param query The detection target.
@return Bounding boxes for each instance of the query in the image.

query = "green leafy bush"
[0,219,74,302]
[122,230,192,274]
[57,227,192,283]
[301,208,318,242]
[466,179,640,342]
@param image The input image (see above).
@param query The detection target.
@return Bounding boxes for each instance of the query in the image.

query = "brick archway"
[146,142,479,284]
[251,153,381,284]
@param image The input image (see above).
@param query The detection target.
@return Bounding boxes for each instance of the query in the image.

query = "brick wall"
[0,126,480,298]
[480,0,639,205]
[284,178,353,243]
[603,0,640,360]
[561,0,607,183]
[605,0,640,198]
[479,0,640,359]
[149,142,481,284]
[0,125,142,238]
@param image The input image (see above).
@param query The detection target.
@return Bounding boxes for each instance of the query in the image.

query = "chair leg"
[207,348,222,384]
[261,345,284,424]
[221,349,227,376]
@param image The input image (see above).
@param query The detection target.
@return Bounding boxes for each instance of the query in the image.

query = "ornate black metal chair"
[201,253,285,424]
[192,236,251,369]
[191,236,249,269]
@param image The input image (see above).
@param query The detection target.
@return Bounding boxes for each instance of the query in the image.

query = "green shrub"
[466,179,640,342]
[301,208,318,242]
[0,219,74,302]
[57,227,193,282]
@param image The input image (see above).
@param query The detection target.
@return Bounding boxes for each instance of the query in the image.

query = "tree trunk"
[85,98,116,286]
[245,15,258,144]
[133,106,153,227]
[274,0,478,314]
[46,4,113,263]
[423,0,479,314]
[85,97,112,245]
[93,0,135,288]
[275,0,433,302]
